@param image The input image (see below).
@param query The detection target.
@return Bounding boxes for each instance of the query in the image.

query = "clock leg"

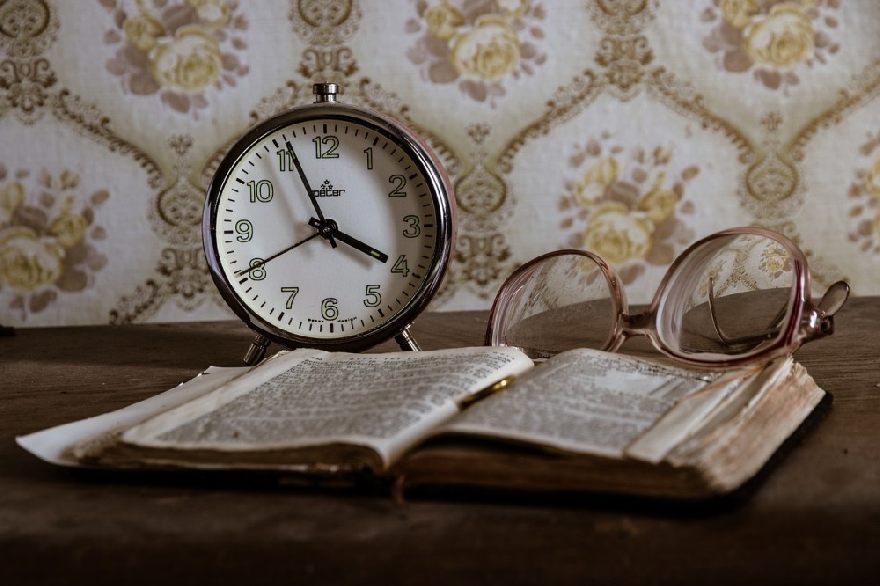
[243,334,271,365]
[395,325,421,352]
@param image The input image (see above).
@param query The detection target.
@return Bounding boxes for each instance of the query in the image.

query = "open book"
[18,346,827,499]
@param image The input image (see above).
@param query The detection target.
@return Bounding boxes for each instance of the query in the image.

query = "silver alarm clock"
[203,83,455,364]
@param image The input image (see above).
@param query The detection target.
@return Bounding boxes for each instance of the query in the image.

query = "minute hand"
[286,141,336,248]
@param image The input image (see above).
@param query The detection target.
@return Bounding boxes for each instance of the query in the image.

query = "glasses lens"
[487,252,617,359]
[658,233,796,359]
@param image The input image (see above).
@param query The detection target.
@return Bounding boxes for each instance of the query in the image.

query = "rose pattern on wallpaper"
[701,0,840,92]
[847,132,880,257]
[406,0,546,105]
[558,134,699,284]
[4,0,880,326]
[0,165,109,319]
[100,0,249,116]
[692,236,793,304]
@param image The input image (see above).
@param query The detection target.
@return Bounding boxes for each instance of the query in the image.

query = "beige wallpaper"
[0,0,878,327]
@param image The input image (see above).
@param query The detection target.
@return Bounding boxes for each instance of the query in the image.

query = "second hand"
[234,231,321,277]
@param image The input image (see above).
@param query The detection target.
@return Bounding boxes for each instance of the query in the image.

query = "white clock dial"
[213,116,441,341]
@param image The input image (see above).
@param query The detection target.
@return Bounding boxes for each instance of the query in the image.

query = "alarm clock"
[203,83,455,364]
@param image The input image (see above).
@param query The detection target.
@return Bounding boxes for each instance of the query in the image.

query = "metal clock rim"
[203,102,454,353]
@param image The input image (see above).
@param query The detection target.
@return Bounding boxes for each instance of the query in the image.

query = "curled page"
[16,366,250,467]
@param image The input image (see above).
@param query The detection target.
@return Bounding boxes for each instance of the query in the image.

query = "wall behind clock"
[0,0,878,326]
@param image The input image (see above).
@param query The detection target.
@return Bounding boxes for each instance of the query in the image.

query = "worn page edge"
[623,368,758,463]
[665,357,795,467]
[15,366,251,468]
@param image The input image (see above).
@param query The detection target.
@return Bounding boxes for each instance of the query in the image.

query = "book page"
[439,349,721,458]
[17,366,250,468]
[121,347,533,468]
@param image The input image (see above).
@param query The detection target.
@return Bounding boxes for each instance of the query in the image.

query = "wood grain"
[1,301,878,585]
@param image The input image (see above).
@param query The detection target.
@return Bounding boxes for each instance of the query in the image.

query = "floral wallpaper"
[0,0,878,328]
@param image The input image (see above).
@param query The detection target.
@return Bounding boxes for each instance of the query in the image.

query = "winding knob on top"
[313,82,340,103]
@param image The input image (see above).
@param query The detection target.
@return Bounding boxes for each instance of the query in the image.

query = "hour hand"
[309,218,389,263]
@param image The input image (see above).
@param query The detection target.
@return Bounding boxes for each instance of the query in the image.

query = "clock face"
[209,111,449,347]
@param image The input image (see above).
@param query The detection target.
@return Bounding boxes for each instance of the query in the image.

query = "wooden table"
[2,300,879,585]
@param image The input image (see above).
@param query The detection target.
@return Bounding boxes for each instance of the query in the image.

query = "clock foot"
[244,334,271,365]
[395,326,421,352]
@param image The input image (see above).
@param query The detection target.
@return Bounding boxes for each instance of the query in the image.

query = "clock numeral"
[321,297,338,320]
[363,147,373,170]
[249,258,267,281]
[276,148,294,172]
[313,136,340,159]
[281,286,299,309]
[247,179,273,203]
[388,175,407,197]
[363,285,381,307]
[402,215,420,238]
[234,219,253,242]
[391,255,410,277]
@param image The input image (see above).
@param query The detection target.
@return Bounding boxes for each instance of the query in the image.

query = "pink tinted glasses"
[485,227,850,368]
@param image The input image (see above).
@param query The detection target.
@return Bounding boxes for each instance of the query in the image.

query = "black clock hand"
[286,141,336,248]
[308,218,389,263]
[234,231,321,277]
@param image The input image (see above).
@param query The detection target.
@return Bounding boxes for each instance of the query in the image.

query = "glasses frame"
[485,227,849,368]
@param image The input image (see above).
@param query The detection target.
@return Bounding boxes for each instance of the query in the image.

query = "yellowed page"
[16,366,250,467]
[440,349,723,458]
[122,347,534,468]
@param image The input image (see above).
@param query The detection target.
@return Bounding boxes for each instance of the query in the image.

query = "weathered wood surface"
[1,301,878,585]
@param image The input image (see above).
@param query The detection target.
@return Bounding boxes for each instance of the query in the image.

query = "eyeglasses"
[485,227,850,368]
